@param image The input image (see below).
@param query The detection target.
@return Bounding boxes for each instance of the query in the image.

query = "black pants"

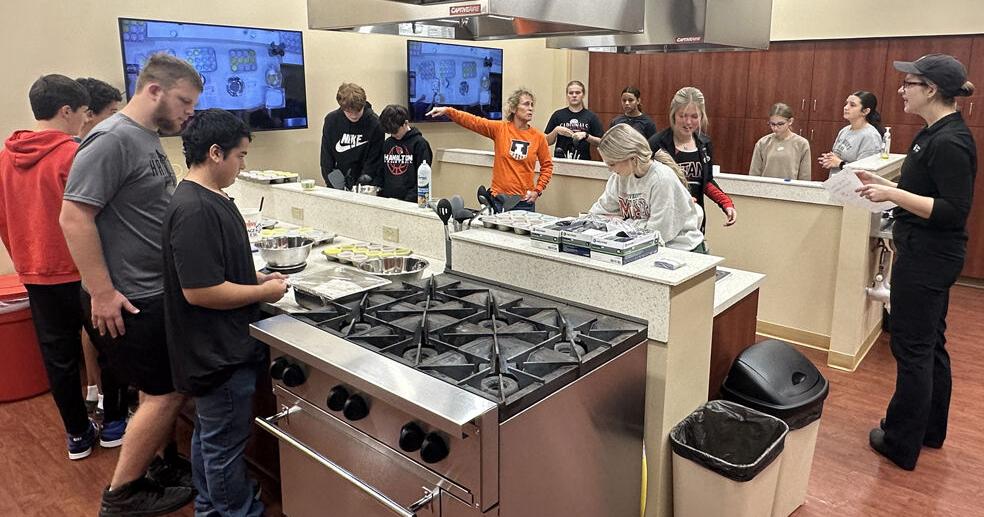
[24,282,129,434]
[883,225,964,465]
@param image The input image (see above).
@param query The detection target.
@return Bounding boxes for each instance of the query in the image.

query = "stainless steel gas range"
[251,272,648,517]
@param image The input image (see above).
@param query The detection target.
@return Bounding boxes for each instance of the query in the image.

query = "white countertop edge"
[440,148,613,181]
[713,267,766,317]
[267,182,441,220]
[451,227,723,287]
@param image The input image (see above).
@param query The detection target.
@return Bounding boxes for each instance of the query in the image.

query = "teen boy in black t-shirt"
[378,104,433,202]
[162,108,288,516]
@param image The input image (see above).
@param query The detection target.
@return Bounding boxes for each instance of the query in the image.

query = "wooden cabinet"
[690,51,751,119]
[638,53,693,123]
[745,42,815,120]
[809,40,890,123]
[961,126,984,278]
[707,118,746,173]
[587,53,640,114]
[880,36,975,125]
[961,36,984,127]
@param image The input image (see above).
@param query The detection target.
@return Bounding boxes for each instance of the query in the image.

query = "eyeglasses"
[901,80,928,89]
[768,121,788,128]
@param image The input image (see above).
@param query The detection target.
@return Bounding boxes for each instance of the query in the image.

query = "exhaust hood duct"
[307,0,645,41]
[546,0,772,53]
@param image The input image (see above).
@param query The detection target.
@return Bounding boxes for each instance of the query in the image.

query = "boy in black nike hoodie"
[320,83,385,189]
[378,104,433,202]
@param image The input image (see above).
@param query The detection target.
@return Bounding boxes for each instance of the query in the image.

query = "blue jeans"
[511,200,536,212]
[191,364,264,517]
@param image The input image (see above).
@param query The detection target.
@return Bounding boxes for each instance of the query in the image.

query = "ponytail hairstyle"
[852,90,885,137]
[621,86,643,111]
[669,86,709,135]
[598,124,688,190]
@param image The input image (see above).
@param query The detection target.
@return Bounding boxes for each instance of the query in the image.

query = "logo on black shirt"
[509,139,530,160]
[384,146,414,176]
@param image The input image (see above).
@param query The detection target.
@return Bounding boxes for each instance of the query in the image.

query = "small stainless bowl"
[358,256,429,283]
[256,236,313,267]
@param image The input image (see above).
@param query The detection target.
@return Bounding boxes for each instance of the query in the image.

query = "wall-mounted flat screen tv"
[407,40,503,123]
[118,18,308,131]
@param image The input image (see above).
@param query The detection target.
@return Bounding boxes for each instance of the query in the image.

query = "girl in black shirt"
[609,86,658,140]
[857,53,977,471]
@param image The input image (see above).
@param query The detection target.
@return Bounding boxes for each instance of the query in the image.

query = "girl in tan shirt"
[749,102,812,181]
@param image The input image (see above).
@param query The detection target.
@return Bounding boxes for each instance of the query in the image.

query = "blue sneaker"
[68,421,99,460]
[100,420,126,448]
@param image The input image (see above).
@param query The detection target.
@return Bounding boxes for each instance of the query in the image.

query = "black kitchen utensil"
[477,186,498,213]
[495,194,523,212]
[435,198,453,270]
[357,174,374,186]
[326,169,346,190]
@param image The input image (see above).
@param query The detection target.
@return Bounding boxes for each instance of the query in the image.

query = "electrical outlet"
[291,206,304,222]
[382,226,399,243]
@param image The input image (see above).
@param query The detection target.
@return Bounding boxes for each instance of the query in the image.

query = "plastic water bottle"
[417,160,432,208]
[881,127,892,159]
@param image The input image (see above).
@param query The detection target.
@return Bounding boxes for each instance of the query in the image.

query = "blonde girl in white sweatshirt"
[589,123,706,252]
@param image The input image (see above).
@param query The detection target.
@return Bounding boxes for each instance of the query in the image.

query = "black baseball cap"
[894,54,970,97]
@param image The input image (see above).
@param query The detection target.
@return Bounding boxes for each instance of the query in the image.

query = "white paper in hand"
[822,171,896,213]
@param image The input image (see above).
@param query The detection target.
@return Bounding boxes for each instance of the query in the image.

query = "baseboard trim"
[827,324,883,372]
[756,321,831,350]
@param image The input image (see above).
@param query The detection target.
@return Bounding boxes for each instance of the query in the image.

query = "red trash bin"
[0,274,49,402]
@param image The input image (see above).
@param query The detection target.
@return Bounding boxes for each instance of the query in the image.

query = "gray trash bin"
[669,400,789,517]
[721,339,830,517]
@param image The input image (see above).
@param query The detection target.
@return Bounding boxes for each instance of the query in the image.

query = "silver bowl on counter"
[256,236,314,268]
[358,256,429,283]
[350,185,381,196]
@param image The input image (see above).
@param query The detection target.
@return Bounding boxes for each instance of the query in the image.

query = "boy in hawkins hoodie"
[320,82,385,189]
[378,104,433,202]
[0,75,103,459]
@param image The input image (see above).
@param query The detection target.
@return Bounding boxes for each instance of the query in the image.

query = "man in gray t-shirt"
[65,113,176,299]
[59,53,202,515]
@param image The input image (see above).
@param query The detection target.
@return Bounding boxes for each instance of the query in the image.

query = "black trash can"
[721,339,829,517]
[669,400,788,517]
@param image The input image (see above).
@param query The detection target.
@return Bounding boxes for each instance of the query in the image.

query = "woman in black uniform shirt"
[857,54,976,471]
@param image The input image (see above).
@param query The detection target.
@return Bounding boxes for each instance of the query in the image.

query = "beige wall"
[771,0,984,41]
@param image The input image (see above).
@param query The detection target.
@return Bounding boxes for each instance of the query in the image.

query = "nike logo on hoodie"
[336,133,368,153]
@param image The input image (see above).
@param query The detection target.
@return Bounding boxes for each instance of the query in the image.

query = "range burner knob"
[399,423,425,452]
[281,364,307,387]
[343,395,369,421]
[420,433,449,464]
[326,386,349,412]
[269,357,290,380]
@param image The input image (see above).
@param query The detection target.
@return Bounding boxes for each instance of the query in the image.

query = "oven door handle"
[255,405,439,517]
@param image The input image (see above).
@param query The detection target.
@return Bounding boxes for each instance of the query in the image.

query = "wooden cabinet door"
[887,123,924,155]
[588,52,640,114]
[806,120,844,181]
[961,36,984,127]
[961,126,984,278]
[638,53,693,124]
[810,40,890,123]
[741,118,770,175]
[881,36,975,126]
[691,51,751,119]
[707,117,746,174]
[745,41,816,121]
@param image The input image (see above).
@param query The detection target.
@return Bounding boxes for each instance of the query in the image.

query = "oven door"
[256,391,477,517]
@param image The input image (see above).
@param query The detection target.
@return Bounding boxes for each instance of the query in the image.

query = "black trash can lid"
[721,339,829,429]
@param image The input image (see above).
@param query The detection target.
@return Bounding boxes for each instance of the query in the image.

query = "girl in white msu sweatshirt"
[589,124,706,252]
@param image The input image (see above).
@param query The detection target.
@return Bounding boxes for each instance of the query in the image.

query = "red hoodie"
[0,130,80,285]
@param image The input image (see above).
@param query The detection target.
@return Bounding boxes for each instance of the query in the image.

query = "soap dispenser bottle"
[881,127,892,159]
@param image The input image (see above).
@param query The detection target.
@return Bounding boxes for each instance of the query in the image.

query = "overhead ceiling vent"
[547,0,772,53]
[308,0,646,41]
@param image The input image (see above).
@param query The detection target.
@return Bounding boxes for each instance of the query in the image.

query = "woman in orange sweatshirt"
[427,88,553,211]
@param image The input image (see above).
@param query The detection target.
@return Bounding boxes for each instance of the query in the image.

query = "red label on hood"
[450,4,482,15]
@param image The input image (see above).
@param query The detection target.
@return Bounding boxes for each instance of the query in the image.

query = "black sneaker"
[147,454,193,489]
[99,476,193,517]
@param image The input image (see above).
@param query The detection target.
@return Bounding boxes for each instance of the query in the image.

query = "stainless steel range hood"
[307,0,645,41]
[547,0,772,53]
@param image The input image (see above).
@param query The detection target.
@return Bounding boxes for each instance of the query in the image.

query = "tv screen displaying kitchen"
[118,18,309,131]
[407,40,503,123]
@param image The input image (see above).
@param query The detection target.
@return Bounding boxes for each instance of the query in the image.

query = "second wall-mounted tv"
[407,40,503,123]
[118,18,308,131]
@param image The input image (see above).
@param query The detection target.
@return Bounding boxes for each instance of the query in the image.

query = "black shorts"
[81,292,175,396]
